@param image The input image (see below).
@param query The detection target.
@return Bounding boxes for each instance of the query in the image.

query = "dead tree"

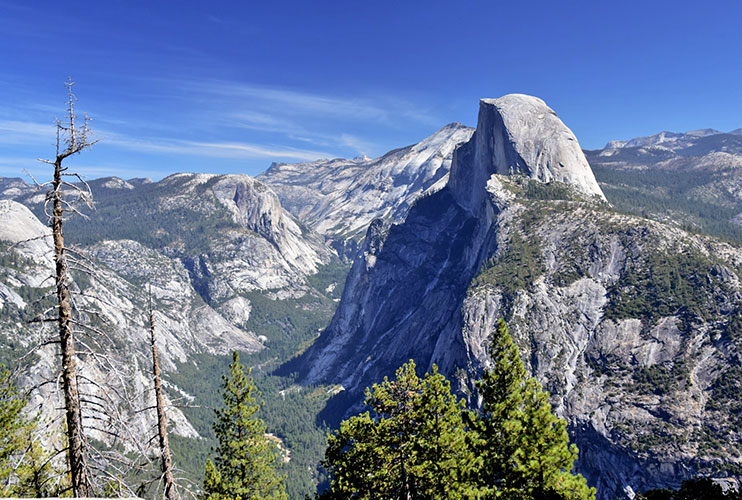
[37,77,98,497]
[149,293,178,500]
[24,80,200,498]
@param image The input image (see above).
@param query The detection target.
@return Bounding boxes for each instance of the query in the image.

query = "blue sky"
[1,0,741,181]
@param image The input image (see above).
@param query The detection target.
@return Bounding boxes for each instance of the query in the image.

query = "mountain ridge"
[259,122,474,256]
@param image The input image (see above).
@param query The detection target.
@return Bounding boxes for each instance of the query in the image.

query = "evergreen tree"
[202,351,286,500]
[322,360,480,499]
[0,367,65,497]
[474,319,595,500]
[0,367,29,496]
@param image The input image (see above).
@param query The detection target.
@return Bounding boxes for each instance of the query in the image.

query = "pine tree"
[202,351,286,500]
[474,319,595,500]
[0,367,30,496]
[322,360,480,499]
[0,368,65,497]
[12,433,67,498]
[411,365,482,499]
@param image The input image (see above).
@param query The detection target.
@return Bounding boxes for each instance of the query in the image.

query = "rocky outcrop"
[0,177,34,199]
[0,199,53,264]
[296,96,742,498]
[147,173,335,298]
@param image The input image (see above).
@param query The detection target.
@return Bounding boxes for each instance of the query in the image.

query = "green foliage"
[604,249,729,326]
[0,367,66,497]
[202,352,286,500]
[305,260,352,301]
[0,242,37,271]
[320,322,595,499]
[472,232,544,312]
[523,181,576,201]
[321,361,480,499]
[170,435,213,484]
[241,291,338,361]
[0,367,29,496]
[257,381,331,499]
[473,320,595,500]
[723,311,742,342]
[51,180,241,253]
[591,160,742,245]
[629,362,689,396]
[167,350,334,500]
[706,365,742,428]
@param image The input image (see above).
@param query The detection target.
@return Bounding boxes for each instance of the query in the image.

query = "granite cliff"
[296,95,742,498]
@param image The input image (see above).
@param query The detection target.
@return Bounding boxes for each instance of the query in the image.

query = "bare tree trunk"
[149,295,178,500]
[52,159,91,497]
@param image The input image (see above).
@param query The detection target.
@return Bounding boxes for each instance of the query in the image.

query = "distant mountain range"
[602,128,742,151]
[586,127,742,244]
[258,122,474,257]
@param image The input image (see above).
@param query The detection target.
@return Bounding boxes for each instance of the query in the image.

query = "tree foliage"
[202,351,286,500]
[0,367,66,497]
[0,367,29,495]
[474,319,595,500]
[321,360,480,499]
[321,320,596,500]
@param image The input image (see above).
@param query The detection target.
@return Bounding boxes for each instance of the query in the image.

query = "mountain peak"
[686,128,722,137]
[449,94,605,213]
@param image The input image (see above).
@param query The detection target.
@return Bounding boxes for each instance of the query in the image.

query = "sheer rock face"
[449,95,605,214]
[297,96,741,499]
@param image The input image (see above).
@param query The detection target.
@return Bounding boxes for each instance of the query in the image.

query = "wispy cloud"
[0,75,444,177]
[339,134,376,155]
[0,117,334,165]
[103,131,334,161]
[168,78,440,154]
[184,80,403,122]
[0,159,160,183]
[0,119,56,144]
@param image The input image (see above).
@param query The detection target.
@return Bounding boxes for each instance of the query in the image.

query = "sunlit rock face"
[449,94,605,214]
[259,123,475,256]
